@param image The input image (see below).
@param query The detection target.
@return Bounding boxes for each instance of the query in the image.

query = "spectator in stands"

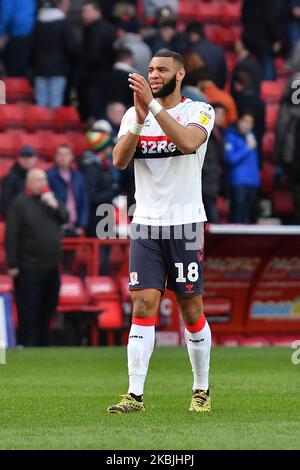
[77,0,115,121]
[146,18,187,55]
[78,121,119,238]
[106,48,136,108]
[182,51,205,73]
[114,18,152,78]
[182,69,208,103]
[5,168,69,346]
[105,102,135,209]
[47,144,89,237]
[231,70,265,164]
[202,104,226,223]
[242,0,289,80]
[32,0,78,108]
[186,22,227,90]
[78,121,119,274]
[231,35,262,96]
[190,67,238,127]
[288,1,300,51]
[275,76,300,223]
[0,0,36,77]
[0,146,38,218]
[141,0,179,22]
[225,111,261,223]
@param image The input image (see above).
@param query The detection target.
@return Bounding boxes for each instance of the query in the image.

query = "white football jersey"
[118,97,215,226]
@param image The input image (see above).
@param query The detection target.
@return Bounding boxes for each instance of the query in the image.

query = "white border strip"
[207,224,300,236]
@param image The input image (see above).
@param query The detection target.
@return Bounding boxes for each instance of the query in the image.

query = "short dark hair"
[116,47,133,62]
[186,22,204,38]
[238,109,256,121]
[83,0,101,11]
[152,50,184,68]
[184,66,213,86]
[55,143,73,154]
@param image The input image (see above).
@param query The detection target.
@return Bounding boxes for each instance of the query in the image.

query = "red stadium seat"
[85,276,118,303]
[0,104,26,131]
[0,133,19,157]
[24,105,54,132]
[84,276,123,329]
[66,132,89,157]
[58,274,86,307]
[3,78,33,103]
[53,107,82,132]
[225,52,237,72]
[272,189,294,216]
[262,131,276,158]
[260,81,285,102]
[43,133,74,160]
[0,158,14,180]
[265,103,280,130]
[261,162,276,195]
[15,133,47,159]
[0,275,13,293]
[221,1,242,25]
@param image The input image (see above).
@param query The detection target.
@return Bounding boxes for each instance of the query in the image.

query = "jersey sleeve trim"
[187,123,208,140]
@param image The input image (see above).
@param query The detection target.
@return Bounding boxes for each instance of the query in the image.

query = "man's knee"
[177,294,204,325]
[131,290,160,318]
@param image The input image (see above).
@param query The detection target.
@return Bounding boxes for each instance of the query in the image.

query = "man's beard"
[152,74,177,98]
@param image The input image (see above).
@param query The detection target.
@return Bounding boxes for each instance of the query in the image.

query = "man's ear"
[177,68,186,81]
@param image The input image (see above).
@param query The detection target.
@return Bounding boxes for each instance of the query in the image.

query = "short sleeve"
[117,107,136,139]
[186,101,215,141]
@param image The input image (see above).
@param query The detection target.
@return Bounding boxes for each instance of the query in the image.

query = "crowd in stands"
[0,0,300,229]
[2,0,300,346]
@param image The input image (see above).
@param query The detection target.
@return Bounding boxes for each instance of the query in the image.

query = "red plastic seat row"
[0,105,84,132]
[260,80,286,102]
[0,131,89,159]
[2,78,33,103]
[204,25,242,48]
[178,0,241,24]
[58,275,123,330]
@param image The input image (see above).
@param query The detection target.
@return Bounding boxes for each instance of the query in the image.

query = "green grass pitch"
[1,346,299,450]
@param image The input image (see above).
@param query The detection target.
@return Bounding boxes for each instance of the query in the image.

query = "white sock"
[185,321,211,391]
[127,324,155,396]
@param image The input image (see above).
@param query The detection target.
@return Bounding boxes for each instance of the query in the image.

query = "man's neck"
[157,92,183,110]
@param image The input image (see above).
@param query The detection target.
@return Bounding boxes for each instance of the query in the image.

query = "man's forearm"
[112,132,140,170]
[153,107,206,155]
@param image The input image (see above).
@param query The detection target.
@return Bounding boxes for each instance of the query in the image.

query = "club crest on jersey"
[199,111,211,126]
[129,272,139,286]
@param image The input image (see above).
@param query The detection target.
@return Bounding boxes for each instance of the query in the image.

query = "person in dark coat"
[32,0,78,108]
[106,48,136,108]
[242,0,289,80]
[47,144,89,236]
[185,22,227,89]
[77,0,115,121]
[78,122,119,274]
[5,168,69,346]
[0,146,38,218]
[146,19,188,55]
[231,35,263,96]
[231,69,265,166]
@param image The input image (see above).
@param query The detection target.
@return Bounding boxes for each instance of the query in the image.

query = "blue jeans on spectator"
[35,76,67,108]
[259,51,277,81]
[230,185,258,224]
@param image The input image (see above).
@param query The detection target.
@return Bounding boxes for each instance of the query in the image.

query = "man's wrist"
[129,121,144,136]
[148,98,163,116]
